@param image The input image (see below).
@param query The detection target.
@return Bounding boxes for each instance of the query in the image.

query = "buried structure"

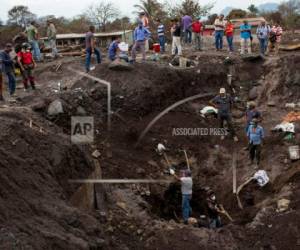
[0,52,300,250]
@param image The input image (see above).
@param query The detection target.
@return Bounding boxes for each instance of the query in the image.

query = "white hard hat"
[220,88,226,94]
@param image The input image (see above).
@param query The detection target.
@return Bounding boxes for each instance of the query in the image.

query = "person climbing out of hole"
[206,190,223,229]
[244,101,262,150]
[108,36,121,61]
[17,43,36,91]
[170,168,193,224]
[210,88,238,142]
[247,118,264,167]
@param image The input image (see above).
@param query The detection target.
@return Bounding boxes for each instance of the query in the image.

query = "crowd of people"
[0,19,58,100]
[0,13,285,94]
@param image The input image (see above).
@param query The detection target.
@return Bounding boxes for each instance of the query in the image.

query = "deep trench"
[60,61,267,228]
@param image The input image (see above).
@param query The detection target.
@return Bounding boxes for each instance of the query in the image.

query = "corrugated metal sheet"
[41,30,133,40]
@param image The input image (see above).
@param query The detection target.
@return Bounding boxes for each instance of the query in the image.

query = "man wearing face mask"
[247,118,264,166]
[206,190,222,229]
[17,43,36,90]
[170,168,193,224]
[210,88,238,142]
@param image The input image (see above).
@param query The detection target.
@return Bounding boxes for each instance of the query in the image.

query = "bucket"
[179,57,188,68]
[288,145,299,160]
[153,43,160,53]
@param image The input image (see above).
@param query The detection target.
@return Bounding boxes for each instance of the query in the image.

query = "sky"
[0,0,283,22]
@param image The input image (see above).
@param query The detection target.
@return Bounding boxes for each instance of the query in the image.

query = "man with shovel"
[170,168,193,224]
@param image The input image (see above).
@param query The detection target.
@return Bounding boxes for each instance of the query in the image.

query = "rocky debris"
[92,150,101,158]
[277,198,291,212]
[76,106,87,115]
[47,99,64,116]
[241,54,264,62]
[108,60,133,71]
[249,86,258,100]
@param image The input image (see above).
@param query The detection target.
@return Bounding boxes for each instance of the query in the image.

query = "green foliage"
[247,4,259,16]
[278,0,300,30]
[227,9,247,20]
[165,0,213,19]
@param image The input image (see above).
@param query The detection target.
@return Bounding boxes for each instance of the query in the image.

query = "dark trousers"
[0,73,3,98]
[219,114,235,136]
[85,47,101,71]
[249,144,261,164]
[21,64,35,89]
[6,71,16,95]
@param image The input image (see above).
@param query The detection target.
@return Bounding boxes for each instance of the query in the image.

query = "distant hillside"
[258,2,279,12]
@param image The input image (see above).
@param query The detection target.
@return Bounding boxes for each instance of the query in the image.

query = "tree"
[85,1,120,32]
[165,0,213,19]
[261,11,283,25]
[227,9,247,20]
[278,0,300,33]
[7,5,36,27]
[248,4,259,16]
[205,13,218,25]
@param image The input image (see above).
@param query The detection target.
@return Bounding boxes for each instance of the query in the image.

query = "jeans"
[132,41,146,61]
[209,216,222,229]
[193,32,202,50]
[215,30,224,50]
[258,38,268,55]
[158,36,165,53]
[6,71,16,95]
[183,29,192,44]
[182,194,192,222]
[226,36,234,51]
[29,40,41,61]
[85,47,101,71]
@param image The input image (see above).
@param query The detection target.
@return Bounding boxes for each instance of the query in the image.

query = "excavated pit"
[2,52,300,250]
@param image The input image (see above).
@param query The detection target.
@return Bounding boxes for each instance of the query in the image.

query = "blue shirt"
[108,40,119,60]
[240,24,252,39]
[247,125,264,145]
[157,24,165,37]
[134,26,151,41]
[0,50,14,73]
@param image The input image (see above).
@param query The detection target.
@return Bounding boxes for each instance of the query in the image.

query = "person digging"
[247,118,264,167]
[170,168,193,224]
[206,190,223,229]
[210,88,238,142]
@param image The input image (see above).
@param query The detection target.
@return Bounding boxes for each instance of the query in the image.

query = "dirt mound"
[0,108,106,249]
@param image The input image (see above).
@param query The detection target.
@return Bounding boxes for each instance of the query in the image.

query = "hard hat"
[22,42,31,49]
[220,88,226,94]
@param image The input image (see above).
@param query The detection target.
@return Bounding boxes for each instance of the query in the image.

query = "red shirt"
[225,23,234,37]
[192,21,202,33]
[17,51,33,65]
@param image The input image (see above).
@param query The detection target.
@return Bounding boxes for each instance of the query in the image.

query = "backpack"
[269,31,277,43]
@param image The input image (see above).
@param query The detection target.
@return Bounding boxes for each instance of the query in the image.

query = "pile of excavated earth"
[0,50,299,250]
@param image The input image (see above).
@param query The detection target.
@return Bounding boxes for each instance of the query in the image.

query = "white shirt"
[214,18,226,31]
